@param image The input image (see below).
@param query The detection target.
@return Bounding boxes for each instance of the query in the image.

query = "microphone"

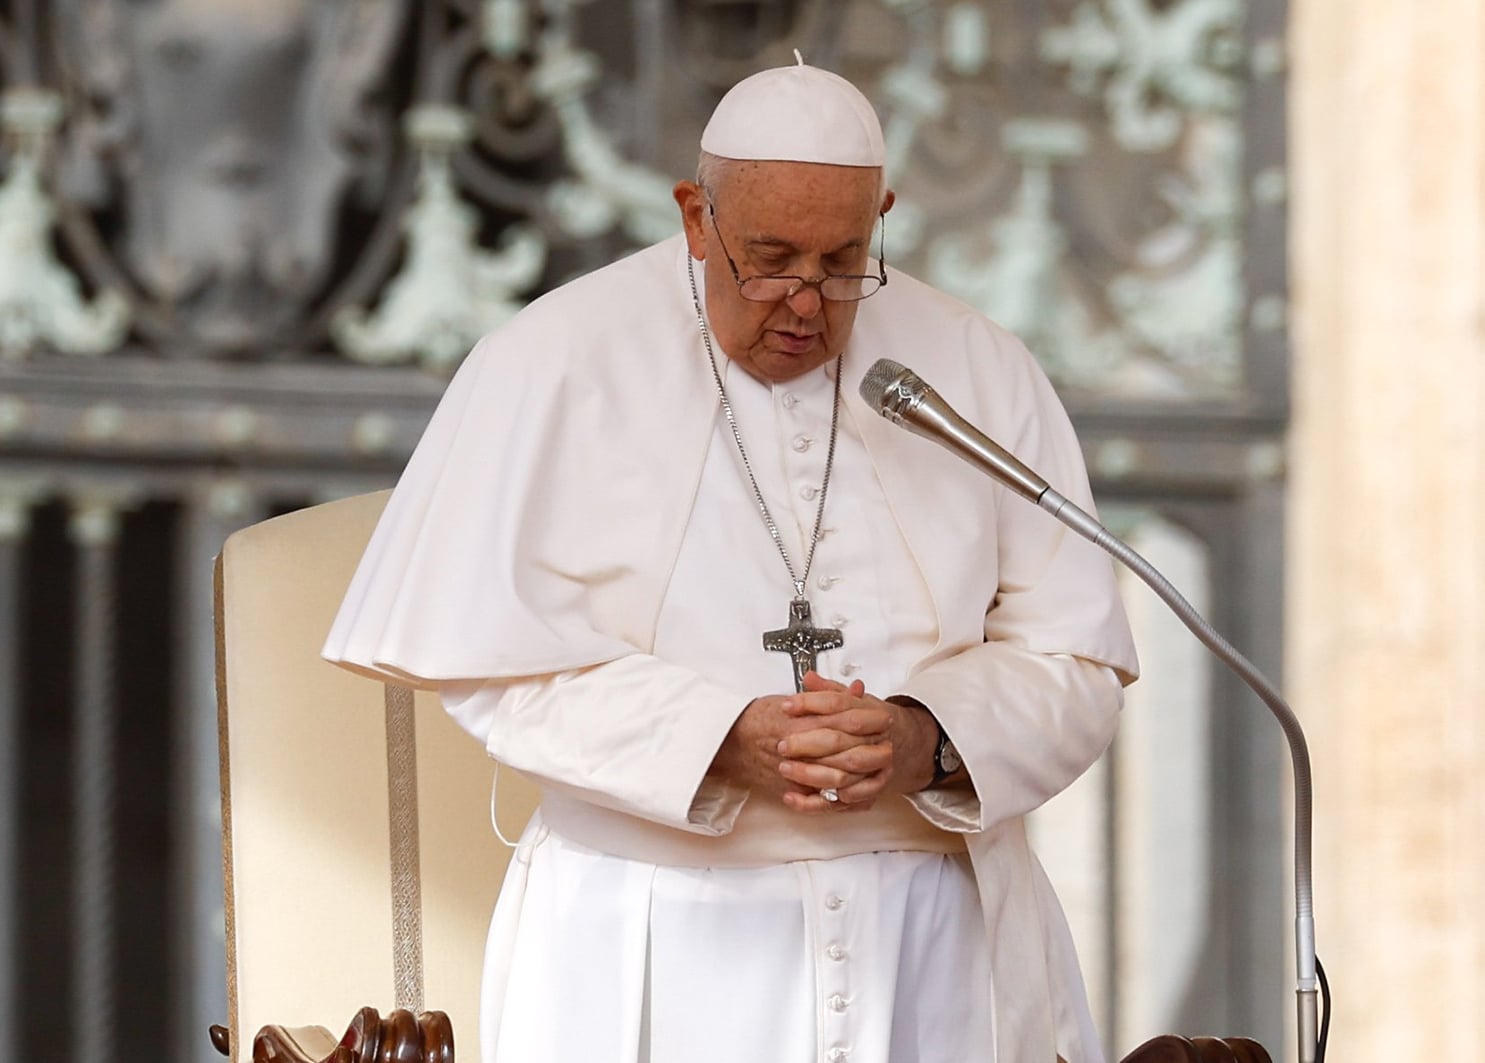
[859,357,1322,1063]
[858,358,1051,505]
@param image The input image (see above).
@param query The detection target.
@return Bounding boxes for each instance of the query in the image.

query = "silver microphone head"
[858,358,928,424]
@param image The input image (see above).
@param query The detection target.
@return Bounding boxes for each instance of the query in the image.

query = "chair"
[211,490,1269,1063]
[212,490,540,1063]
[1118,1035,1272,1062]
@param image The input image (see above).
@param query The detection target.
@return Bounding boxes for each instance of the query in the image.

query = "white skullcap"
[700,51,885,168]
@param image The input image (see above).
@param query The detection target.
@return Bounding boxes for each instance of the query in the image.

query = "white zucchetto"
[700,51,886,169]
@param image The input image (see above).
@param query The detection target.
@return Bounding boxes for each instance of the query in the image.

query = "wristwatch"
[888,695,962,787]
[931,719,962,785]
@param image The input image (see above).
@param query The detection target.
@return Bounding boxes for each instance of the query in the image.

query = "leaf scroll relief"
[0,86,129,359]
[867,0,1254,399]
[0,0,1268,393]
[46,0,416,356]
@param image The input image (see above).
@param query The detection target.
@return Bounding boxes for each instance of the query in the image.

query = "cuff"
[905,787,983,833]
[687,776,751,833]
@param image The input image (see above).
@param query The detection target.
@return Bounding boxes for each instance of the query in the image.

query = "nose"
[784,280,824,317]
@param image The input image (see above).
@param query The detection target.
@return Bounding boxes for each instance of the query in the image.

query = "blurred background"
[0,1,1476,1062]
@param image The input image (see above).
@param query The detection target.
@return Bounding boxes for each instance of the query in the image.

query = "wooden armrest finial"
[209,1008,455,1063]
[1119,1035,1272,1063]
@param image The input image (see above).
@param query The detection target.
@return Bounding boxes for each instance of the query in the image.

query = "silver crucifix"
[763,597,844,692]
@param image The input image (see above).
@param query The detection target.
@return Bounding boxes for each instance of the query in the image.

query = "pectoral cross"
[763,597,844,693]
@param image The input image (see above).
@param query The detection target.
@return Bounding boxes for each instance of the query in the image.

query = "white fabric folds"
[483,825,995,1063]
[322,235,1141,1061]
[323,237,1135,691]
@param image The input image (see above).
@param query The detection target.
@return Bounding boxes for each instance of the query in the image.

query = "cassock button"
[827,1049,850,1062]
[832,615,848,627]
[792,435,813,452]
[827,994,849,1013]
[782,392,799,409]
[800,485,819,501]
[825,894,845,911]
[827,944,846,961]
[840,662,859,676]
[817,574,839,589]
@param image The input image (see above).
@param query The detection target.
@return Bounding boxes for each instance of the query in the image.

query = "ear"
[672,180,708,259]
[879,189,897,215]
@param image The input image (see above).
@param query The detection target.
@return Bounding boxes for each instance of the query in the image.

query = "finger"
[778,726,886,759]
[794,706,892,736]
[780,701,894,742]
[834,769,891,805]
[780,689,860,717]
[783,789,858,814]
[784,684,896,718]
[807,741,893,776]
[781,769,888,814]
[776,758,869,793]
[777,728,852,759]
[801,671,851,694]
[802,672,869,699]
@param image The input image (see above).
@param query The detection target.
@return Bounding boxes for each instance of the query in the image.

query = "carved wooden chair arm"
[1118,1034,1272,1062]
[210,1008,455,1063]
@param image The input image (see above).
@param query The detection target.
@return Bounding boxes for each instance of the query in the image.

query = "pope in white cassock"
[324,57,1139,1063]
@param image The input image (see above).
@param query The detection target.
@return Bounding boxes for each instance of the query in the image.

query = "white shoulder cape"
[323,235,1136,688]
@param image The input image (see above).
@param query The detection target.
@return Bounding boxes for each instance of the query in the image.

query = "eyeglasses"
[707,202,888,303]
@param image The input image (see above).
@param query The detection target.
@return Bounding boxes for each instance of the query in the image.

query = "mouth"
[770,329,820,355]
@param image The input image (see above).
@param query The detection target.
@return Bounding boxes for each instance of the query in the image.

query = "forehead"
[713,160,882,238]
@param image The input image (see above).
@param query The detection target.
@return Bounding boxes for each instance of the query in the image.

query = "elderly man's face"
[675,161,890,384]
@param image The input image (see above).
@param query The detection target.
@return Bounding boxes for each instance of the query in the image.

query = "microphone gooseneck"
[860,357,1322,1063]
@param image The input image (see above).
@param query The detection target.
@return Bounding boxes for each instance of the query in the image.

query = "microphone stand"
[1038,486,1318,1063]
[869,371,1320,1063]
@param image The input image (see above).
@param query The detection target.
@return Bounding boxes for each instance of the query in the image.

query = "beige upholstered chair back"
[214,490,538,1061]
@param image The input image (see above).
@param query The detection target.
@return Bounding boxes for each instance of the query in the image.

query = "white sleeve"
[440,655,754,835]
[899,651,1124,833]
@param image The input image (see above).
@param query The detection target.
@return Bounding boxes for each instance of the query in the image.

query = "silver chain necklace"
[688,254,845,692]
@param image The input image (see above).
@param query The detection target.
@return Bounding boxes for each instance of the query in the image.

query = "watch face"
[938,739,963,775]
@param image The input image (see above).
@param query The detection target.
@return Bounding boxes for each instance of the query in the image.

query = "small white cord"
[488,761,519,848]
[488,761,548,863]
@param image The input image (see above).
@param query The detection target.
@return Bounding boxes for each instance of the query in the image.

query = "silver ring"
[819,788,840,803]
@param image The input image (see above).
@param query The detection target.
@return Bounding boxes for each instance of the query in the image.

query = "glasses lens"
[737,277,801,302]
[820,276,877,301]
[737,276,879,302]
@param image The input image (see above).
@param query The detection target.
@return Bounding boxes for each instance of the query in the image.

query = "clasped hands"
[709,671,939,814]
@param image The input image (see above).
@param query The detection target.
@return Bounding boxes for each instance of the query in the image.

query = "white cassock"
[324,236,1140,1063]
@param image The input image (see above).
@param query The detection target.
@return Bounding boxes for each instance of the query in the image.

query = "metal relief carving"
[51,0,414,354]
[1040,0,1244,153]
[1,0,1268,396]
[1103,116,1244,390]
[532,15,678,246]
[0,87,128,357]
[332,105,545,370]
[0,0,1269,387]
[855,0,1253,398]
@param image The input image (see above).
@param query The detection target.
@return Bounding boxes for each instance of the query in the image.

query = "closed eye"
[746,242,864,275]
